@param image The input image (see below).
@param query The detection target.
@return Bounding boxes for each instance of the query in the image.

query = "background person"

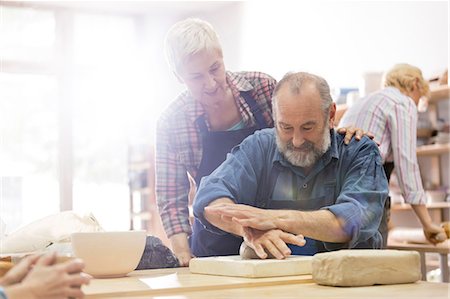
[339,63,447,245]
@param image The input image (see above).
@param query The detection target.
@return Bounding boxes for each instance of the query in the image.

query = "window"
[0,73,59,230]
[0,5,147,232]
[1,6,58,232]
[71,13,140,230]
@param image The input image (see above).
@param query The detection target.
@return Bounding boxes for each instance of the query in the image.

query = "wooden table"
[84,268,449,299]
[388,240,450,282]
[84,267,313,298]
[99,282,449,299]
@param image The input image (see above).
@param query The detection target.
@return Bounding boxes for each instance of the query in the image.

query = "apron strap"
[195,115,209,136]
[383,162,395,182]
[241,90,269,129]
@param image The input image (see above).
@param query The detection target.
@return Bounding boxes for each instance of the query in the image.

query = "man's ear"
[329,103,336,129]
[173,71,184,84]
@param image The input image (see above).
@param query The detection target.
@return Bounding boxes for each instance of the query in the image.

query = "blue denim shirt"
[193,128,388,251]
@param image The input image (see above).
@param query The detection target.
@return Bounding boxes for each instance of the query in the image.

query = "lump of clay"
[312,249,421,286]
[239,242,275,259]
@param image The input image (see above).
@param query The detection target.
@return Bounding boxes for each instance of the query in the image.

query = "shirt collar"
[227,71,254,93]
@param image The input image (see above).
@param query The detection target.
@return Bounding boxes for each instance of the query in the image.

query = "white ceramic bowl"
[71,231,146,278]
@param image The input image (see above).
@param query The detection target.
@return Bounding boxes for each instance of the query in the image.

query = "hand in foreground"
[423,224,447,245]
[0,254,40,286]
[243,227,305,260]
[337,126,377,145]
[19,252,91,299]
[205,203,279,231]
[170,233,193,267]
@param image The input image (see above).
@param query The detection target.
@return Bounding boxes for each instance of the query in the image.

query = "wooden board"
[83,267,313,298]
[189,255,312,278]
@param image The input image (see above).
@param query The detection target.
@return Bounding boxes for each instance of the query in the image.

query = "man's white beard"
[276,127,331,168]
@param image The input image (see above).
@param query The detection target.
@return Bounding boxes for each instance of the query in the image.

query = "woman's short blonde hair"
[164,18,222,74]
[383,63,430,98]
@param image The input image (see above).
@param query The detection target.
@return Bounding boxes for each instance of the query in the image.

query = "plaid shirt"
[156,71,276,237]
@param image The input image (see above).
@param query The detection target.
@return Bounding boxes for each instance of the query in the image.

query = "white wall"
[238,0,448,87]
[136,0,448,109]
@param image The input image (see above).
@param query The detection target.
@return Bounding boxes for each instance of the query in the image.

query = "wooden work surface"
[103,282,448,299]
[85,277,449,299]
[388,240,450,254]
[84,267,313,298]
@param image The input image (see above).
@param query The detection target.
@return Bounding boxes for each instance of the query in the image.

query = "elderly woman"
[340,63,447,246]
[156,18,367,265]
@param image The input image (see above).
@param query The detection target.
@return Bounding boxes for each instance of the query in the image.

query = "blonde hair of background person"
[340,63,447,245]
[0,252,91,299]
[383,63,430,99]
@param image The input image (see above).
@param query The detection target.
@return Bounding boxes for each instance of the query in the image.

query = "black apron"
[380,162,394,248]
[190,91,270,257]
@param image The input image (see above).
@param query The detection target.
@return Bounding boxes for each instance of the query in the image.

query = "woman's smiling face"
[177,49,228,108]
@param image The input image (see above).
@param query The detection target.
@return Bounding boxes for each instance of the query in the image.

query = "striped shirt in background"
[339,86,426,205]
[156,71,276,238]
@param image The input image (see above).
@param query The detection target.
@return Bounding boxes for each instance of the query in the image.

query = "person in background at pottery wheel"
[193,72,389,259]
[340,64,447,246]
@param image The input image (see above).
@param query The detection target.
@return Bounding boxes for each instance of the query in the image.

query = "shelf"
[429,85,450,103]
[335,85,449,119]
[128,161,152,171]
[131,187,152,195]
[392,202,450,211]
[417,143,450,156]
[131,211,152,220]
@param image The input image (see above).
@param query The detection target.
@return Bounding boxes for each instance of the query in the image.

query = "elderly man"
[192,72,389,259]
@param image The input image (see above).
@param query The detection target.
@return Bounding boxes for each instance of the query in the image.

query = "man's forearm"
[204,198,244,236]
[275,209,351,243]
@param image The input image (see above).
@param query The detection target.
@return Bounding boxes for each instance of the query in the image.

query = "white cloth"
[0,211,103,254]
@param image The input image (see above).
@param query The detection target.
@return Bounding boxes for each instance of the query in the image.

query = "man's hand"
[243,227,305,259]
[170,233,192,267]
[205,203,279,231]
[337,126,378,145]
